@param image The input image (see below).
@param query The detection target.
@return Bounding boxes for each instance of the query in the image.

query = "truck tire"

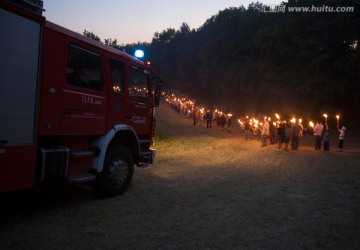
[96,145,134,198]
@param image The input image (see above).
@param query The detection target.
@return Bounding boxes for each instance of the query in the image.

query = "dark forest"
[91,0,360,125]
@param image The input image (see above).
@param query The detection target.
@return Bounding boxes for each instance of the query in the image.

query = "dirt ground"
[1,103,360,250]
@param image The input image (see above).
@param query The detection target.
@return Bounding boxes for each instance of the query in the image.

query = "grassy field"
[1,103,360,249]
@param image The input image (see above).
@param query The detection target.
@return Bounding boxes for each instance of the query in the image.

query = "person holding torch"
[337,115,346,152]
[314,120,324,150]
[261,118,270,147]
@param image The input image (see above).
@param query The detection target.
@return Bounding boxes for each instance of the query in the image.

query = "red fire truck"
[0,0,162,197]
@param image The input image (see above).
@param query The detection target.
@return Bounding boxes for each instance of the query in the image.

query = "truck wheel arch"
[90,124,140,173]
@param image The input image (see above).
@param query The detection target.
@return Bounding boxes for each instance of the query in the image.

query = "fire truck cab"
[0,0,162,197]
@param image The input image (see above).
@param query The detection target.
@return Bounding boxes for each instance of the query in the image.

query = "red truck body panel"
[0,0,159,194]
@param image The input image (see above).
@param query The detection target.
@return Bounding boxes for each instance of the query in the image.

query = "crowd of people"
[163,91,347,152]
[165,92,233,131]
[312,121,347,152]
[242,118,346,152]
[241,117,303,151]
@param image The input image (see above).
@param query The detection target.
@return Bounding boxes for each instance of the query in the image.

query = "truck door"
[60,44,107,135]
[125,65,153,136]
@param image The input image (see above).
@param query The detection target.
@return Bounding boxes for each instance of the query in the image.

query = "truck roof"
[45,20,145,66]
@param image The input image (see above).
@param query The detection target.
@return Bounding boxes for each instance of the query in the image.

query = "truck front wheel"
[97,145,134,197]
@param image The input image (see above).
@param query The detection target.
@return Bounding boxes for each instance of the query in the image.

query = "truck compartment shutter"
[0,8,41,145]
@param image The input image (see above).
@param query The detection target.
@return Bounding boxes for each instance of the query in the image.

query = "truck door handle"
[125,114,132,119]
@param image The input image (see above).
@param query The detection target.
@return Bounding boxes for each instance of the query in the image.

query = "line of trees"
[85,0,360,125]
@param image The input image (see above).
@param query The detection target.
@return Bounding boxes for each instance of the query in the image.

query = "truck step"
[67,173,96,183]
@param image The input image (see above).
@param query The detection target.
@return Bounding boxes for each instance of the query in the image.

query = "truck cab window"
[109,58,125,94]
[67,45,103,91]
[129,65,149,98]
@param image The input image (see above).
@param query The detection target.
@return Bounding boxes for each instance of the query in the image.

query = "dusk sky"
[44,0,281,45]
